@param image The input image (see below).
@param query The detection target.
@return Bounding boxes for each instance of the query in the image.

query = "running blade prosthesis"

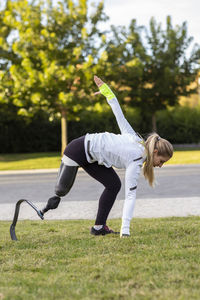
[10,199,44,241]
[10,196,61,241]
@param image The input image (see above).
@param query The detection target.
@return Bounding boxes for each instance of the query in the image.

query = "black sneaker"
[90,225,119,236]
[120,234,130,238]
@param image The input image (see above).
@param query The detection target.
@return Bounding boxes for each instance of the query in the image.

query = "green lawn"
[0,217,199,299]
[166,150,200,165]
[0,152,61,171]
[0,150,200,171]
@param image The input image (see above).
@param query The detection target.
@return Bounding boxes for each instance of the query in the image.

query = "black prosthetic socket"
[40,162,78,216]
[55,162,78,197]
[40,196,61,216]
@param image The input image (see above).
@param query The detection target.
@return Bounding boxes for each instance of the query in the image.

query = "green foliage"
[0,2,200,150]
[2,0,105,114]
[0,0,108,151]
[0,109,60,153]
[142,17,199,110]
[101,17,200,130]
[157,106,200,143]
[68,104,142,139]
[1,104,200,153]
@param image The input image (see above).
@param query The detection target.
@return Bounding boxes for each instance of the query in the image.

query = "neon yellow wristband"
[99,83,116,100]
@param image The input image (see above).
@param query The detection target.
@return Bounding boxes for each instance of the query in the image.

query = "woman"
[41,76,173,237]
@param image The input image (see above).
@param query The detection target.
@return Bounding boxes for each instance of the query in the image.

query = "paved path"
[0,165,200,221]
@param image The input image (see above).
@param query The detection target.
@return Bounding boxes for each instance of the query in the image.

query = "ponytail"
[143,133,173,186]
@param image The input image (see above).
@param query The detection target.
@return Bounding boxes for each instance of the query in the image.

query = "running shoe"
[90,225,119,235]
[120,234,130,238]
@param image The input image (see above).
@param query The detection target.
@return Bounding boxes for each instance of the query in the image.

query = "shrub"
[157,106,200,143]
[1,104,200,153]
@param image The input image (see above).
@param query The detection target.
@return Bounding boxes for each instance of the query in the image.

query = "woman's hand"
[94,75,104,87]
[93,75,116,100]
[93,75,104,95]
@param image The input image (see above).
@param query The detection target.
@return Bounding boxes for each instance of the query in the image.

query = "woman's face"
[153,149,170,167]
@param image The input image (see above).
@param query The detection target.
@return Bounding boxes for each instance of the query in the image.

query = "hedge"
[157,106,200,144]
[0,106,200,153]
[0,112,60,153]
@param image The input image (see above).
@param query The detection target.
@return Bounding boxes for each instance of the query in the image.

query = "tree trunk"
[152,112,157,132]
[61,109,67,154]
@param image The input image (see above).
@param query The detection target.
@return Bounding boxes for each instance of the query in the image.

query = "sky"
[96,0,200,46]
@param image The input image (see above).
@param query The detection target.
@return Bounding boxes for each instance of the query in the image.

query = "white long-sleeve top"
[84,97,146,235]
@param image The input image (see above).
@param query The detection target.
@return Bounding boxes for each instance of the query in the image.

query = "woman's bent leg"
[81,163,121,225]
[41,136,86,215]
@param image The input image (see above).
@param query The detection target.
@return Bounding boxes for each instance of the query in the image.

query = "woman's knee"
[115,178,122,193]
[107,176,121,194]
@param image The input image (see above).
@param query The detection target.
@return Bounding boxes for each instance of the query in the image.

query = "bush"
[68,106,143,140]
[1,104,200,153]
[157,106,200,143]
[1,105,143,153]
[0,111,60,153]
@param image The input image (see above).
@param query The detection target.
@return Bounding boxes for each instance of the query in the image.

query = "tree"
[0,0,21,120]
[3,0,108,153]
[102,17,200,132]
[141,16,200,131]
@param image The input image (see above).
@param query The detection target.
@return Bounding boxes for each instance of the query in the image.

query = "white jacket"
[84,97,146,235]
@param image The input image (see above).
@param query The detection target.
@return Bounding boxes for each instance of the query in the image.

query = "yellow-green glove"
[99,83,116,100]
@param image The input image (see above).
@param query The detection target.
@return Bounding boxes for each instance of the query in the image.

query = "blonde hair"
[143,133,173,187]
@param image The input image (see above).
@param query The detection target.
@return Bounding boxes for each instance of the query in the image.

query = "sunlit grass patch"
[166,150,200,165]
[0,150,200,171]
[0,152,60,170]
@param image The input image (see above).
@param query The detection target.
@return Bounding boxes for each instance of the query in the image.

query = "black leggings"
[57,135,121,225]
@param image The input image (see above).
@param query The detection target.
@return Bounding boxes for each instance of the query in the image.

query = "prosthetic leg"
[10,199,44,241]
[10,158,79,241]
[40,161,78,216]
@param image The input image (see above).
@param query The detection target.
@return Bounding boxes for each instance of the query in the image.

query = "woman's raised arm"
[93,75,136,135]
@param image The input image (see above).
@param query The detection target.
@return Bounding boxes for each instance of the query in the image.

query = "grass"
[166,149,200,165]
[0,150,200,171]
[0,152,61,171]
[0,217,200,299]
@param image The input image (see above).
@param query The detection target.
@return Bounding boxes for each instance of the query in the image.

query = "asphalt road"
[0,164,199,204]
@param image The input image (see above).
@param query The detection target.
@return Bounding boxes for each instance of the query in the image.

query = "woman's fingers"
[93,75,104,95]
[94,75,104,87]
[93,91,101,95]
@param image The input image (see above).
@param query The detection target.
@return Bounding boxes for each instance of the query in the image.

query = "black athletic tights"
[63,136,121,225]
